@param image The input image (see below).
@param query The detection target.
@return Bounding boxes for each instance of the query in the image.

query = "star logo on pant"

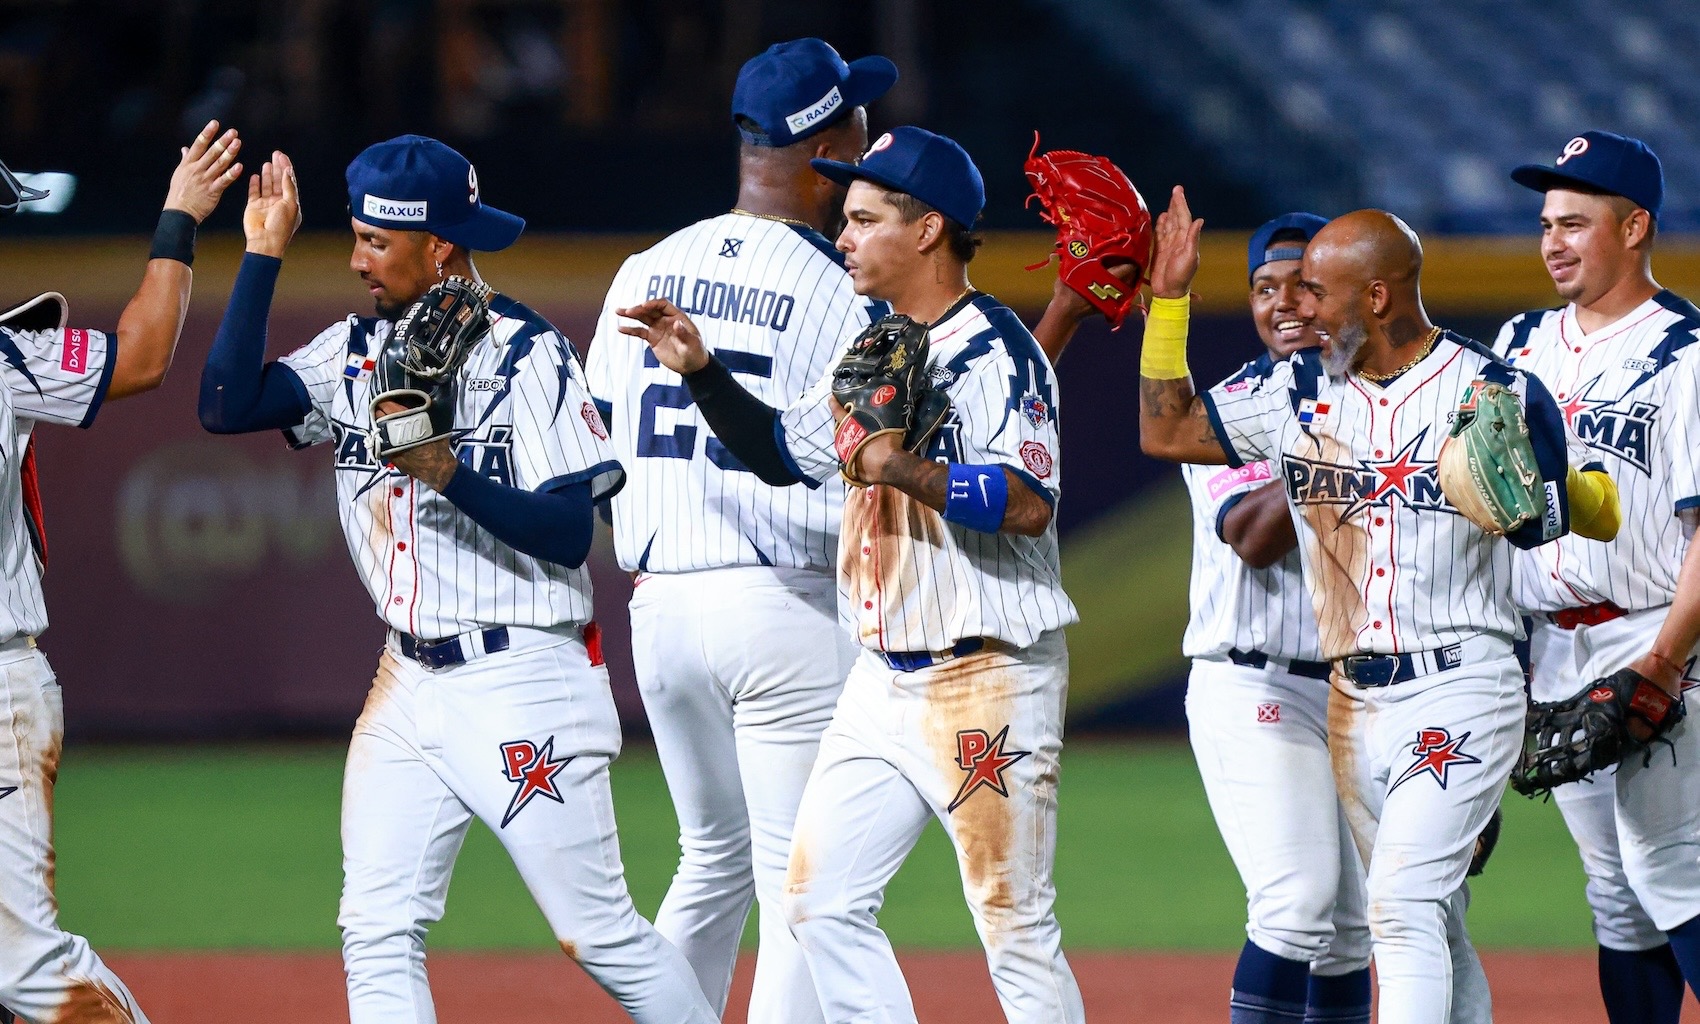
[498,736,571,828]
[947,726,1031,812]
[1389,727,1481,792]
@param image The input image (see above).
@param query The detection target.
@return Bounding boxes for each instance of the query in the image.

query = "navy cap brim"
[1510,164,1610,200]
[431,204,526,252]
[841,55,898,112]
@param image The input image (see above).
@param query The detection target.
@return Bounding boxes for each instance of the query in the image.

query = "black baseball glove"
[1510,667,1686,798]
[369,276,493,462]
[831,314,951,486]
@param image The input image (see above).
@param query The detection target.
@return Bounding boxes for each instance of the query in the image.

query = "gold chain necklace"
[1359,326,1442,383]
[929,285,976,326]
[730,208,813,228]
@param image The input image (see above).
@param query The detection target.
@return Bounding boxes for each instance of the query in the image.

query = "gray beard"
[1322,317,1368,377]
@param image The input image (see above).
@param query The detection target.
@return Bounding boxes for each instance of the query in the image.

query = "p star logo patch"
[498,736,572,828]
[948,726,1031,812]
[1389,727,1481,793]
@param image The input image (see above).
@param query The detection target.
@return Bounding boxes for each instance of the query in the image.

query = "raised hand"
[164,120,243,224]
[244,151,303,259]
[616,299,710,374]
[1148,186,1204,300]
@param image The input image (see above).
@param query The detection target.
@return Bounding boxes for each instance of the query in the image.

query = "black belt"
[1337,643,1465,688]
[880,637,986,673]
[1227,647,1331,681]
[397,626,510,670]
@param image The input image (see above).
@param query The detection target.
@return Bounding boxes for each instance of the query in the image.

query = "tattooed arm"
[1137,186,1231,465]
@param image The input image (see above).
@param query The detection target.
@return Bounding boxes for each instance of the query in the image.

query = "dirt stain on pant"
[49,978,136,1024]
[1328,676,1375,868]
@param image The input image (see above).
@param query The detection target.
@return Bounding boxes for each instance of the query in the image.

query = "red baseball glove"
[1023,133,1153,329]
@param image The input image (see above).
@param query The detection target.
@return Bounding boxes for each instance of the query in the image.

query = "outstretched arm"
[198,152,313,433]
[1031,263,1137,364]
[1137,187,1230,465]
[108,121,244,401]
[616,298,802,486]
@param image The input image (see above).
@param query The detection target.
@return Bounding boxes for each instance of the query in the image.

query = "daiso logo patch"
[1205,460,1272,500]
[61,329,89,374]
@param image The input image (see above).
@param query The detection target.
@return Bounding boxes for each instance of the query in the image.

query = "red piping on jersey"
[871,488,887,651]
[406,482,420,635]
[19,439,46,571]
[384,484,400,615]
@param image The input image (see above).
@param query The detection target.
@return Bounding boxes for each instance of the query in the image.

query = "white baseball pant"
[0,640,149,1024]
[782,629,1082,1024]
[338,625,715,1024]
[1530,610,1700,943]
[1328,635,1524,1024]
[630,566,852,1023]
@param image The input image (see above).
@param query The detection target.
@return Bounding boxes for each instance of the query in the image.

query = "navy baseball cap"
[1511,131,1664,219]
[1247,212,1328,281]
[346,135,524,251]
[810,126,985,229]
[732,39,897,148]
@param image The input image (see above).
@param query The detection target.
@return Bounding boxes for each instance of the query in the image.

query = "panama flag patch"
[1297,398,1331,425]
[344,352,377,381]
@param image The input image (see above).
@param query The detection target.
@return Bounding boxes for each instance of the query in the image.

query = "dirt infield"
[104,949,1696,1022]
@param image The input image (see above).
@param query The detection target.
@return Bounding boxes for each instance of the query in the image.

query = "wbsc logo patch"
[948,726,1031,813]
[1389,727,1481,793]
[498,736,572,828]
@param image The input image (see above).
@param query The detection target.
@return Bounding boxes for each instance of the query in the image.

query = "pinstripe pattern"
[1181,460,1321,661]
[585,213,881,573]
[1495,293,1700,613]
[278,296,619,638]
[1,324,113,642]
[780,294,1077,652]
[1204,335,1588,661]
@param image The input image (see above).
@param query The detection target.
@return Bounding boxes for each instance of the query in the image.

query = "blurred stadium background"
[6,0,1700,1013]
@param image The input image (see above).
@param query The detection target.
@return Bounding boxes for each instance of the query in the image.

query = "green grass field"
[54,740,1595,951]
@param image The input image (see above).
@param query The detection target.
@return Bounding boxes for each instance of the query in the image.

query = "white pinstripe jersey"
[1202,333,1588,661]
[279,294,622,639]
[0,316,113,643]
[585,213,885,573]
[1181,447,1322,662]
[778,293,1077,652]
[1497,292,1700,613]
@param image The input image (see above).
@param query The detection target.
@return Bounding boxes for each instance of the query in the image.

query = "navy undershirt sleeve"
[439,467,595,568]
[683,355,800,487]
[198,253,314,433]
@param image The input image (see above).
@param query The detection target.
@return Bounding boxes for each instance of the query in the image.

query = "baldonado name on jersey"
[1561,374,1657,475]
[644,275,797,332]
[333,421,515,493]
[1281,429,1454,523]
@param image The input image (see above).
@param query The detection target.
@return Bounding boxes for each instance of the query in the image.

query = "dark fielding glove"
[1467,806,1502,877]
[831,314,946,486]
[1023,133,1153,329]
[1437,379,1550,539]
[369,276,493,462]
[1510,667,1687,798]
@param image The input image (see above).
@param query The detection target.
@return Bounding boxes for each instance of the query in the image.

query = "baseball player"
[196,138,715,1024]
[619,126,1083,1024]
[1137,198,1616,1024]
[0,122,242,1024]
[582,39,893,1022]
[1495,131,1700,1022]
[1039,213,1494,1024]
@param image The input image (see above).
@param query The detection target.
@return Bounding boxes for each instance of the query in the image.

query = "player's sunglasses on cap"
[1510,130,1664,219]
[0,156,50,218]
[732,38,898,148]
[810,126,985,230]
[1247,212,1328,281]
[346,135,525,252]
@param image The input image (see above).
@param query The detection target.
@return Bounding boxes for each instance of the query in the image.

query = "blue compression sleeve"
[439,466,595,568]
[198,253,314,433]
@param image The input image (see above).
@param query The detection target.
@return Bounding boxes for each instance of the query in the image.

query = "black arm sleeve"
[684,356,801,487]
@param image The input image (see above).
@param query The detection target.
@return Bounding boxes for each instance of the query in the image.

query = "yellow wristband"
[1141,295,1191,380]
[1566,466,1621,542]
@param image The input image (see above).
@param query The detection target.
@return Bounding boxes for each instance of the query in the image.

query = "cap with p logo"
[1510,130,1664,219]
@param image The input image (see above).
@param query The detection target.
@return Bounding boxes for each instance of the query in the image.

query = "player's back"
[587,212,882,574]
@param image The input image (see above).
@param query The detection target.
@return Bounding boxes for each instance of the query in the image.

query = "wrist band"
[1141,294,1191,380]
[150,209,199,266]
[943,463,1008,533]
